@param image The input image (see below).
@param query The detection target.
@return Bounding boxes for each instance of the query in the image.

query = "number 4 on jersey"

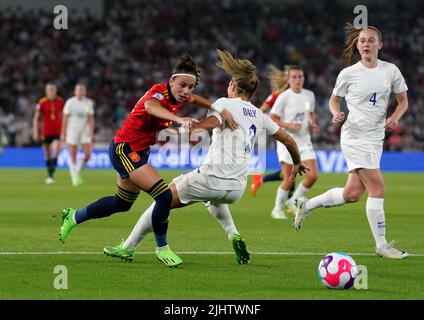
[369,93,377,105]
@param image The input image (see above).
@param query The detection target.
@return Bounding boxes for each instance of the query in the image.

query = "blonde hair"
[268,65,289,93]
[343,22,383,66]
[216,49,259,97]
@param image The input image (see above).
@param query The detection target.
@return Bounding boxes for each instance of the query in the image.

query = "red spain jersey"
[115,83,190,151]
[264,91,280,108]
[35,96,64,136]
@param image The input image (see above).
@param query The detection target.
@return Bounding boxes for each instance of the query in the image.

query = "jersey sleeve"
[391,65,408,94]
[262,113,280,135]
[35,103,42,112]
[332,70,348,97]
[308,91,316,113]
[63,99,71,115]
[206,110,222,125]
[88,100,95,115]
[269,93,285,118]
[209,98,226,124]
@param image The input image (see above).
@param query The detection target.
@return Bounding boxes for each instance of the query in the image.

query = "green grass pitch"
[0,169,423,300]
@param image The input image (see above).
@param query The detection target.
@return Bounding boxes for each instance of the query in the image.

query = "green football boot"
[104,240,135,262]
[155,247,182,268]
[59,208,76,244]
[232,234,250,265]
[73,174,83,187]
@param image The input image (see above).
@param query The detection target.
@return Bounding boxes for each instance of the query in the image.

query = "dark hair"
[171,53,201,86]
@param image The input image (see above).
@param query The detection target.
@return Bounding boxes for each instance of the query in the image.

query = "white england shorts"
[66,127,92,145]
[276,141,316,164]
[172,169,244,205]
[340,143,383,172]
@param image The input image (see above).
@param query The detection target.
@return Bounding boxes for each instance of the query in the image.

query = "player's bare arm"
[32,109,40,142]
[60,114,68,141]
[270,113,301,132]
[191,116,221,132]
[145,99,196,128]
[272,128,308,179]
[308,112,320,134]
[329,94,345,124]
[385,91,408,131]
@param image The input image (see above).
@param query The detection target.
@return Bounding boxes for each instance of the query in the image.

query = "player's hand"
[290,162,310,181]
[385,116,399,132]
[60,134,65,142]
[287,123,301,132]
[178,117,198,129]
[311,123,320,134]
[332,112,345,124]
[33,132,39,142]
[219,109,238,130]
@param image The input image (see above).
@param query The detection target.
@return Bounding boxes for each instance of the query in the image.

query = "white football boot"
[271,208,288,220]
[293,197,309,231]
[376,240,409,259]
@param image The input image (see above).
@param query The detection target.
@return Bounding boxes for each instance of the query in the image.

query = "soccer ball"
[317,252,358,289]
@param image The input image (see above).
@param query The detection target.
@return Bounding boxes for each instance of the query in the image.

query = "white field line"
[0,251,423,257]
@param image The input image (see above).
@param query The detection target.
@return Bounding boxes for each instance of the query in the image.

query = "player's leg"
[294,172,365,231]
[288,158,318,207]
[42,139,54,184]
[204,201,250,264]
[250,170,285,197]
[49,137,61,180]
[59,173,140,244]
[271,162,293,219]
[357,168,408,259]
[76,142,93,181]
[67,144,79,186]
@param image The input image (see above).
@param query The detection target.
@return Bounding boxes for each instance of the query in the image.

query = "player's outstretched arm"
[145,99,196,127]
[32,109,40,142]
[272,128,308,179]
[191,116,221,132]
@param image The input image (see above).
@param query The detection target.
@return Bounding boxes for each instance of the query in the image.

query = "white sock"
[205,202,238,240]
[305,188,345,212]
[123,202,154,249]
[289,183,310,204]
[366,197,387,249]
[69,162,77,181]
[77,160,86,174]
[274,187,289,211]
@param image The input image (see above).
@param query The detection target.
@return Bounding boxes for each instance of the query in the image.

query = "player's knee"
[344,190,362,203]
[155,187,173,206]
[114,186,139,212]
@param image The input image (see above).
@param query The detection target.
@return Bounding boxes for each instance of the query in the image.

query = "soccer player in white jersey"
[103,49,307,265]
[61,83,95,186]
[294,24,409,259]
[269,65,320,219]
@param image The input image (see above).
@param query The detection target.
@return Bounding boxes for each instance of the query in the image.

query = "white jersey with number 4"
[200,97,279,190]
[270,88,315,149]
[333,59,408,146]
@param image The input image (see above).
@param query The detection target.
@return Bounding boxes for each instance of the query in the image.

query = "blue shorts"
[109,141,150,179]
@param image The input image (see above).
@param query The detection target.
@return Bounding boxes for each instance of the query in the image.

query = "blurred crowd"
[0,0,423,150]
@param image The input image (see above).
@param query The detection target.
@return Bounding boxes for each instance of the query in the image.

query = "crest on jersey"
[384,79,389,88]
[128,152,140,163]
[153,93,164,100]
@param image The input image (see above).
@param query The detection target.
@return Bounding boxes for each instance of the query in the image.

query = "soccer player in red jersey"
[59,54,237,267]
[32,83,65,185]
[250,66,295,199]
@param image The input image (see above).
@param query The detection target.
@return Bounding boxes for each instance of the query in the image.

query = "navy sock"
[149,180,172,248]
[74,186,139,224]
[46,159,52,177]
[263,170,282,183]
